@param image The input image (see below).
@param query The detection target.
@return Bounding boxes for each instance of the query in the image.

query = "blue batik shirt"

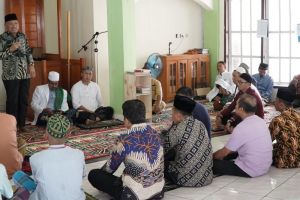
[105,123,164,199]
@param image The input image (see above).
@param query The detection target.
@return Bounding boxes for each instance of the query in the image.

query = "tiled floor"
[83,135,300,200]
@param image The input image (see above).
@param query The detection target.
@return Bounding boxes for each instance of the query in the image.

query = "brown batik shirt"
[269,108,300,168]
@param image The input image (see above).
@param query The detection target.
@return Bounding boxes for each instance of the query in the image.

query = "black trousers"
[164,148,179,184]
[88,169,164,200]
[3,79,30,128]
[213,153,250,178]
[88,169,123,200]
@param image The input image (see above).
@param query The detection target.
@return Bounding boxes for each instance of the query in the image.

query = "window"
[225,0,300,84]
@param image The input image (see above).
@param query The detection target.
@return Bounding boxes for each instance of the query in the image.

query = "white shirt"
[71,81,102,112]
[29,146,86,200]
[31,84,69,125]
[206,71,235,101]
[0,164,13,199]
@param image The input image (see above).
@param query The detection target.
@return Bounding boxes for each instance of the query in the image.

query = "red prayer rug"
[24,129,127,161]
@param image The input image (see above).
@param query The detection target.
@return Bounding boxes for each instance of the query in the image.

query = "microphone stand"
[77,31,108,53]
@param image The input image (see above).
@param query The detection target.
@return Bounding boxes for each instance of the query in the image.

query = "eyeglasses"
[237,80,248,85]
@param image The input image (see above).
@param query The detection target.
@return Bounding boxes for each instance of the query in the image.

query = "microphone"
[94,31,108,36]
[168,42,172,55]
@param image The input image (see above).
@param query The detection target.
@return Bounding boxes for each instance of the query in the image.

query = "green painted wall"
[203,0,220,87]
[107,0,136,114]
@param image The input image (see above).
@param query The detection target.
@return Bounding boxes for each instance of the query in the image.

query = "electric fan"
[144,53,163,78]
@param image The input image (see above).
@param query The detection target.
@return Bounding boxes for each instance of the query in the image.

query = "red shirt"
[221,87,264,124]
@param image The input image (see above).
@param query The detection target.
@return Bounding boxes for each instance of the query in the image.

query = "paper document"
[257,19,269,38]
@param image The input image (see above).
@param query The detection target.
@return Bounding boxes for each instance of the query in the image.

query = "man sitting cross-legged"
[27,114,86,200]
[216,73,264,132]
[163,95,213,187]
[176,86,211,139]
[213,94,273,177]
[269,87,300,168]
[252,63,274,102]
[31,71,70,126]
[71,66,114,124]
[88,99,164,200]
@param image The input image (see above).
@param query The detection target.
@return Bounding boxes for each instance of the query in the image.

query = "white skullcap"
[234,63,249,74]
[48,71,60,82]
[234,67,246,74]
[215,79,231,92]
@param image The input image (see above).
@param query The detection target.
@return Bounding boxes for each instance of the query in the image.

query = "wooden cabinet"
[124,72,152,120]
[158,54,210,102]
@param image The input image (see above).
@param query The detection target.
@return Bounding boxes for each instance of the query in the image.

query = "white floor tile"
[224,174,287,196]
[266,173,300,200]
[163,194,191,200]
[165,186,221,200]
[203,188,263,200]
[210,175,239,188]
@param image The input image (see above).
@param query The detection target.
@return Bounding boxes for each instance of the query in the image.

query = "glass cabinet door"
[168,61,177,95]
[199,60,209,87]
[190,59,199,91]
[177,60,187,89]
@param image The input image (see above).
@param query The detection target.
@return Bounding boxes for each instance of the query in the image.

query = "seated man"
[216,73,264,131]
[152,77,166,114]
[0,113,23,178]
[269,88,300,168]
[213,94,273,177]
[252,63,274,102]
[29,114,86,200]
[163,95,213,187]
[231,63,262,100]
[88,99,164,200]
[213,79,234,111]
[31,71,69,126]
[0,164,13,199]
[176,86,211,138]
[71,66,113,124]
[206,61,235,101]
[288,74,300,107]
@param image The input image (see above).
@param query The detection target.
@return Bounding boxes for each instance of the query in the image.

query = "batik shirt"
[164,116,213,187]
[269,108,300,168]
[105,123,164,199]
[0,31,33,80]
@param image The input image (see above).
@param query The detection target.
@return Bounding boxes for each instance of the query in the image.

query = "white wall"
[61,0,93,61]
[0,0,6,111]
[93,0,110,105]
[44,0,59,54]
[194,0,213,10]
[60,0,110,105]
[135,0,203,68]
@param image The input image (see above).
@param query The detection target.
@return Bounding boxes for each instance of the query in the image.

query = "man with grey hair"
[213,94,272,177]
[71,66,113,124]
